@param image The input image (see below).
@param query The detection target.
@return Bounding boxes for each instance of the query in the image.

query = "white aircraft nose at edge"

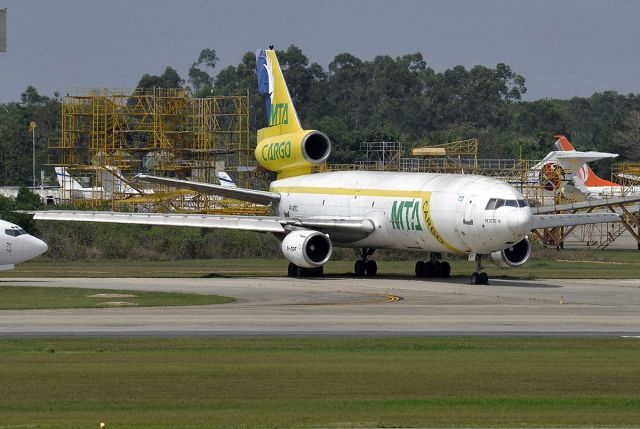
[28,47,622,284]
[0,219,48,270]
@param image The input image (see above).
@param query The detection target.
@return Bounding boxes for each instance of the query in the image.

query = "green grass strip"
[0,337,638,428]
[0,286,234,309]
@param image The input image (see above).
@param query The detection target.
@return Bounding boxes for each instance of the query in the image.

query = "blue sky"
[1,0,639,102]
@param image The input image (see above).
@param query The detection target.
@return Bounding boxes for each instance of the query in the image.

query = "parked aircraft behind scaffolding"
[55,167,103,200]
[554,135,640,198]
[30,48,621,284]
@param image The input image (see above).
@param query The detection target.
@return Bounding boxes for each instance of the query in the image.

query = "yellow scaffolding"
[48,88,266,214]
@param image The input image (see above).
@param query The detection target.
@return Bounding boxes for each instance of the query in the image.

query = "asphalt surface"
[0,276,639,337]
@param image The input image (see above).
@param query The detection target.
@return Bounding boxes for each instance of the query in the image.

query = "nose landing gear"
[354,248,377,277]
[471,255,489,285]
[415,253,451,279]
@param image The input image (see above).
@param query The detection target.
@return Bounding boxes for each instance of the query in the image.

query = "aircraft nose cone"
[29,237,48,258]
[507,209,533,236]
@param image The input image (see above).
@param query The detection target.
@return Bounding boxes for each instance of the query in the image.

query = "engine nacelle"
[281,230,332,268]
[255,129,331,178]
[490,237,531,269]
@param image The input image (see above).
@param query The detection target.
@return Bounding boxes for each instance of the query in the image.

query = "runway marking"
[383,294,403,302]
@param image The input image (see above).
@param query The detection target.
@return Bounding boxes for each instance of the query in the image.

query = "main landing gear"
[471,255,489,285]
[287,263,324,277]
[354,248,377,277]
[415,253,451,279]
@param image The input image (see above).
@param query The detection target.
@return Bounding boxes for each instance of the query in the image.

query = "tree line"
[1,44,639,186]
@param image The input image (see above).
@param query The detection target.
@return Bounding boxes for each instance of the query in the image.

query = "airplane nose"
[29,236,48,258]
[507,209,533,236]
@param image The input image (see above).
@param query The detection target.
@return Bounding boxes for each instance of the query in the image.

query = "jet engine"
[255,129,331,178]
[490,237,531,269]
[281,230,333,268]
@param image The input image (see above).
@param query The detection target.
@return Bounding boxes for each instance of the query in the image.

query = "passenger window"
[505,200,518,207]
[517,199,528,208]
[494,199,505,209]
[485,198,497,210]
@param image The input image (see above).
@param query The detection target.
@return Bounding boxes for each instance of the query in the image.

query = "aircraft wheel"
[471,272,480,285]
[479,272,489,285]
[313,266,324,277]
[415,261,425,277]
[424,261,434,278]
[365,260,377,277]
[440,261,451,278]
[295,266,306,277]
[354,260,366,276]
[432,261,442,277]
[287,262,297,277]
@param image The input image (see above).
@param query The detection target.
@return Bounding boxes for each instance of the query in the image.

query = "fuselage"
[0,220,48,270]
[271,171,533,254]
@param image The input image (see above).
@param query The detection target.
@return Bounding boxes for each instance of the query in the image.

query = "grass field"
[0,286,234,310]
[0,337,638,428]
[2,247,639,279]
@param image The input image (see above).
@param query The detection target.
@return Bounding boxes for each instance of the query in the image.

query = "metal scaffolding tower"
[48,88,265,214]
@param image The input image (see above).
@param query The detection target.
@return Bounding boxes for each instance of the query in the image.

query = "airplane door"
[463,196,475,226]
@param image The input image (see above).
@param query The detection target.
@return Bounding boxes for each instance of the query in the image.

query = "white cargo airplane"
[30,48,620,284]
[0,219,48,270]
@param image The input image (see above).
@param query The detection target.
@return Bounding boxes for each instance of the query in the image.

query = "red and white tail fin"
[553,134,620,188]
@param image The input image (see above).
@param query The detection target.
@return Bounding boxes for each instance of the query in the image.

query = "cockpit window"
[5,228,27,237]
[485,198,497,210]
[486,198,527,210]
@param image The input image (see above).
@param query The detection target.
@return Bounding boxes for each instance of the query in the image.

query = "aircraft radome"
[0,219,48,270]
[30,48,621,284]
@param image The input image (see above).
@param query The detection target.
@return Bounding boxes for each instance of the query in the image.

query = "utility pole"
[29,121,36,187]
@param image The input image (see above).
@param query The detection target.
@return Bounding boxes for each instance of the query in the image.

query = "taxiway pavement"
[0,276,639,337]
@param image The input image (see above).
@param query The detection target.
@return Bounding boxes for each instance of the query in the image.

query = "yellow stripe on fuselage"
[271,185,463,253]
[271,186,426,199]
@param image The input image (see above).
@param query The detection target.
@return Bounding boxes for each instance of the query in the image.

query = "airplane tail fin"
[254,48,331,179]
[217,172,237,188]
[553,135,620,188]
[554,134,575,151]
[256,48,302,133]
[55,167,84,191]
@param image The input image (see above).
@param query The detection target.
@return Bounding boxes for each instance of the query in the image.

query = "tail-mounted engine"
[255,129,331,178]
[281,230,333,268]
[490,237,531,269]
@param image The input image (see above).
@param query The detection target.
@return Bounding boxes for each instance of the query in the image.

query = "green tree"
[189,48,218,94]
[136,66,184,90]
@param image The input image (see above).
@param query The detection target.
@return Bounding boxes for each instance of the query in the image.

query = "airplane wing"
[30,211,375,242]
[531,212,620,229]
[136,174,280,205]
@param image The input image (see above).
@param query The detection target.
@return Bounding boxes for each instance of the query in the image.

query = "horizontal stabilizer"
[136,175,280,205]
[532,212,620,229]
